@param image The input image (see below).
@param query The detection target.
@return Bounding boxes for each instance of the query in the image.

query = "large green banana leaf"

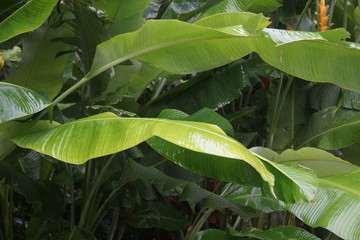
[286,170,360,240]
[9,112,275,191]
[0,82,50,124]
[83,12,360,98]
[0,0,58,43]
[6,25,73,100]
[294,107,360,150]
[147,109,317,203]
[251,147,359,177]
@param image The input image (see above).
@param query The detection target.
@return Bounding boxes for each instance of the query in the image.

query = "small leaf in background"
[127,202,189,230]
[294,107,360,150]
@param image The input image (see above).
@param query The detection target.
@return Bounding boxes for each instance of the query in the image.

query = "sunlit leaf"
[0,82,50,124]
[0,0,58,43]
[286,170,360,240]
[10,112,275,190]
[251,147,359,177]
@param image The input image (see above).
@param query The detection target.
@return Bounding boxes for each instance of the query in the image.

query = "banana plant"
[1,0,360,239]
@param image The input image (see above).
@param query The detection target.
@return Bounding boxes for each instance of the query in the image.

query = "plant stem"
[108,208,120,240]
[327,0,337,29]
[152,77,167,100]
[79,155,117,229]
[267,73,283,148]
[295,0,313,30]
[343,0,348,31]
[66,164,75,230]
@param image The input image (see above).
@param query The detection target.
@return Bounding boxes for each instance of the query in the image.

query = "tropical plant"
[1,0,360,239]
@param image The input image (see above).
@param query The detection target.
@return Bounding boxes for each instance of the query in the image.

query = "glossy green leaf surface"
[203,0,283,17]
[251,147,359,177]
[0,83,50,124]
[87,12,360,94]
[6,25,73,100]
[0,0,58,43]
[126,202,189,230]
[230,226,320,240]
[286,170,360,240]
[148,123,317,203]
[10,112,275,189]
[294,107,360,150]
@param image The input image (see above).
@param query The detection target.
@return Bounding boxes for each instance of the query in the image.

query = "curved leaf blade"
[0,83,50,124]
[0,0,58,43]
[88,12,360,94]
[10,112,275,189]
[252,147,359,177]
[286,170,360,240]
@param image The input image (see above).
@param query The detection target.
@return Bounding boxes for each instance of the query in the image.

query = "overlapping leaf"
[286,170,360,240]
[0,0,58,43]
[251,147,359,177]
[10,112,275,191]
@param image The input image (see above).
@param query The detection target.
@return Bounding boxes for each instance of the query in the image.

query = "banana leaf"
[9,112,275,192]
[251,147,359,177]
[286,170,360,240]
[6,24,73,100]
[84,12,360,98]
[0,0,58,43]
[294,107,360,150]
[0,82,50,124]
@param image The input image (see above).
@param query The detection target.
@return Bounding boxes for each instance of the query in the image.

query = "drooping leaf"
[230,226,320,240]
[10,112,275,190]
[294,107,360,150]
[0,0,58,43]
[202,0,283,17]
[94,0,152,35]
[147,121,317,203]
[286,170,360,240]
[0,82,50,124]
[251,147,359,177]
[126,202,189,230]
[6,24,74,100]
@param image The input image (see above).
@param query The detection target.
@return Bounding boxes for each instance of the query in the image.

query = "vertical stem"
[66,164,75,230]
[108,208,120,240]
[343,0,348,30]
[267,73,283,148]
[295,0,313,30]
[327,0,337,29]
[290,83,295,144]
